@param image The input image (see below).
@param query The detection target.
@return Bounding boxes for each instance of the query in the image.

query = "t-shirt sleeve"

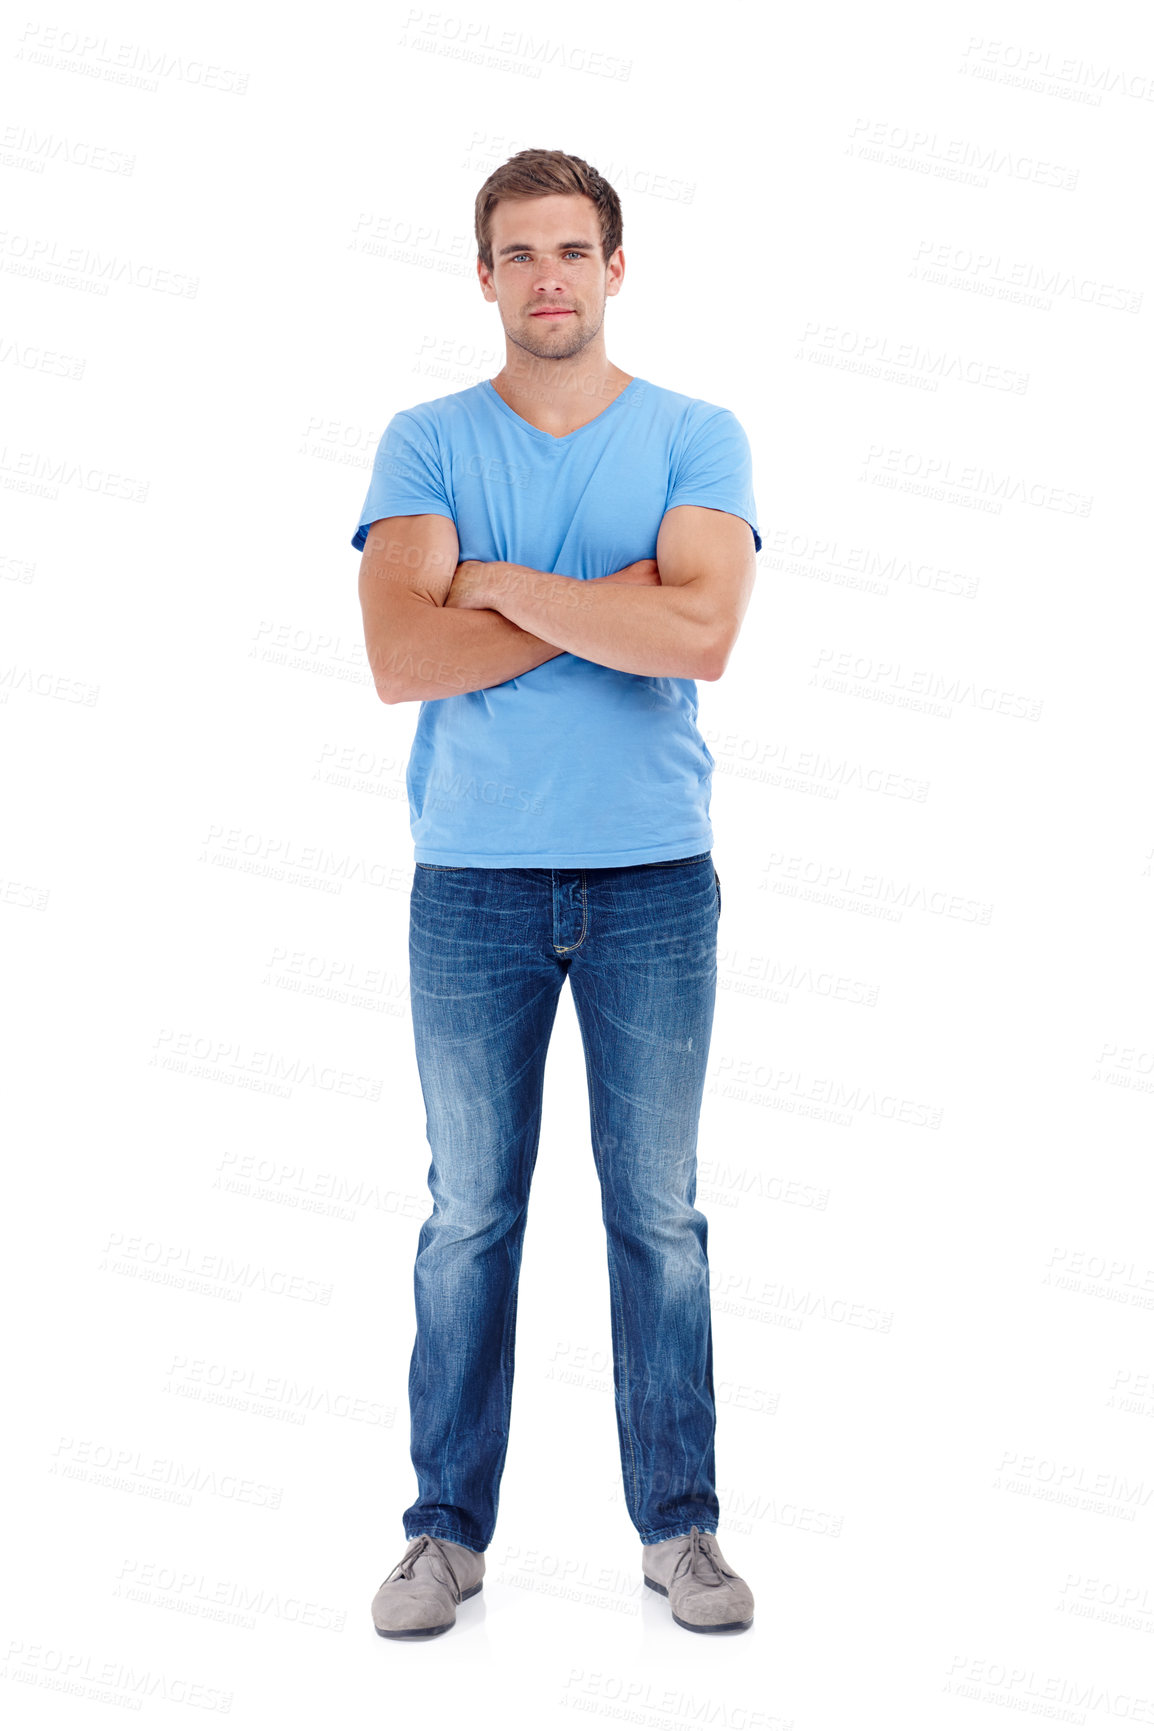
[350,411,456,551]
[665,406,762,552]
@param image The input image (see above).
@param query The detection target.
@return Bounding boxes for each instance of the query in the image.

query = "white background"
[3,1,1152,1725]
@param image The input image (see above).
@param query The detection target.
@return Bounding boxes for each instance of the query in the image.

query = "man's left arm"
[448,505,757,680]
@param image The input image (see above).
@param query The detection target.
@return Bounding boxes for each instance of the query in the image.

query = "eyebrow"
[497,240,596,256]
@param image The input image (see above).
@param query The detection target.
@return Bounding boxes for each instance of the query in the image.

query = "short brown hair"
[474,149,623,273]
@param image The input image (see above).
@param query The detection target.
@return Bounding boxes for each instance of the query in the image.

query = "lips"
[531,309,575,317]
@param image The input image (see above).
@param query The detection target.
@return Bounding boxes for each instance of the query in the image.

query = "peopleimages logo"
[2,1639,234,1715]
[397,11,632,81]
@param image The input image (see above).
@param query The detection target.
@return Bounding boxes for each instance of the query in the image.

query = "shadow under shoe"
[642,1525,754,1633]
[372,1534,485,1639]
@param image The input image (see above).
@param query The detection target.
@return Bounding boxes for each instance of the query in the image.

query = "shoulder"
[635,379,744,436]
[386,383,491,439]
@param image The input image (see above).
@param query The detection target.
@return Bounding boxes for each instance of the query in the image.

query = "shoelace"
[382,1534,464,1602]
[671,1526,734,1590]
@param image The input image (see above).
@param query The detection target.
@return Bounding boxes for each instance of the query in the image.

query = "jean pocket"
[415,863,468,872]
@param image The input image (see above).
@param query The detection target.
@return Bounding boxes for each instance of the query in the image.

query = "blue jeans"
[402,851,723,1552]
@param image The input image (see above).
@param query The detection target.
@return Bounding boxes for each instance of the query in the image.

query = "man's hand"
[596,559,661,587]
[443,560,492,610]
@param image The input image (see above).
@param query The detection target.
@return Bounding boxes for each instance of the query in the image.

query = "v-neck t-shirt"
[350,375,761,868]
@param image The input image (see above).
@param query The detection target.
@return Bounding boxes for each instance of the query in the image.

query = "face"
[477,193,624,364]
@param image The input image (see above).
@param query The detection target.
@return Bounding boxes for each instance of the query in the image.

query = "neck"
[493,349,630,422]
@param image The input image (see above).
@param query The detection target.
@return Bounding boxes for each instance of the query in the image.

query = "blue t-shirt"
[350,376,760,868]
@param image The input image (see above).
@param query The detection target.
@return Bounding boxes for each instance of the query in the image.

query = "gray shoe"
[642,1526,754,1632]
[371,1533,485,1639]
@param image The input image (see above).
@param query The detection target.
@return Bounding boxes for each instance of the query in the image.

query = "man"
[352,150,761,1640]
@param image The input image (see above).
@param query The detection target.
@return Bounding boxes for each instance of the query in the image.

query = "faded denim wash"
[402,852,723,1552]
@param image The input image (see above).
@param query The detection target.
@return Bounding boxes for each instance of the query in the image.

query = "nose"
[531,271,571,296]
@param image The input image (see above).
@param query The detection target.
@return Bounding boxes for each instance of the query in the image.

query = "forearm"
[480,563,714,679]
[376,605,564,703]
[379,562,662,702]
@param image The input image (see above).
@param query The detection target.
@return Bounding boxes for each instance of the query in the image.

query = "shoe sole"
[643,1575,752,1633]
[373,1580,483,1639]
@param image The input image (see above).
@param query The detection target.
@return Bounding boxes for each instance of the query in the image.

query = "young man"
[353,150,761,1640]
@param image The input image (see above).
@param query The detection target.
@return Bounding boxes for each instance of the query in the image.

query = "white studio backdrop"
[2,0,1152,1726]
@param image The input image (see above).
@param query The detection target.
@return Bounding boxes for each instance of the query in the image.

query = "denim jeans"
[402,851,722,1552]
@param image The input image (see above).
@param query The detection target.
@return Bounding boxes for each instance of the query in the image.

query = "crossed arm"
[358,504,757,703]
[446,505,756,682]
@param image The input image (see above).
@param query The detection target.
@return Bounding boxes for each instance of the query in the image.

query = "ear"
[476,256,497,302]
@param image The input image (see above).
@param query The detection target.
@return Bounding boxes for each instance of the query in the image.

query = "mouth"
[530,309,575,318]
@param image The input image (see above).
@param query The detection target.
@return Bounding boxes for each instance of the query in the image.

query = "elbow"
[367,641,408,704]
[695,627,735,683]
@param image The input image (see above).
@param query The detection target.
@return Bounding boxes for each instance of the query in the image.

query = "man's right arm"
[358,514,566,703]
[357,514,658,704]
